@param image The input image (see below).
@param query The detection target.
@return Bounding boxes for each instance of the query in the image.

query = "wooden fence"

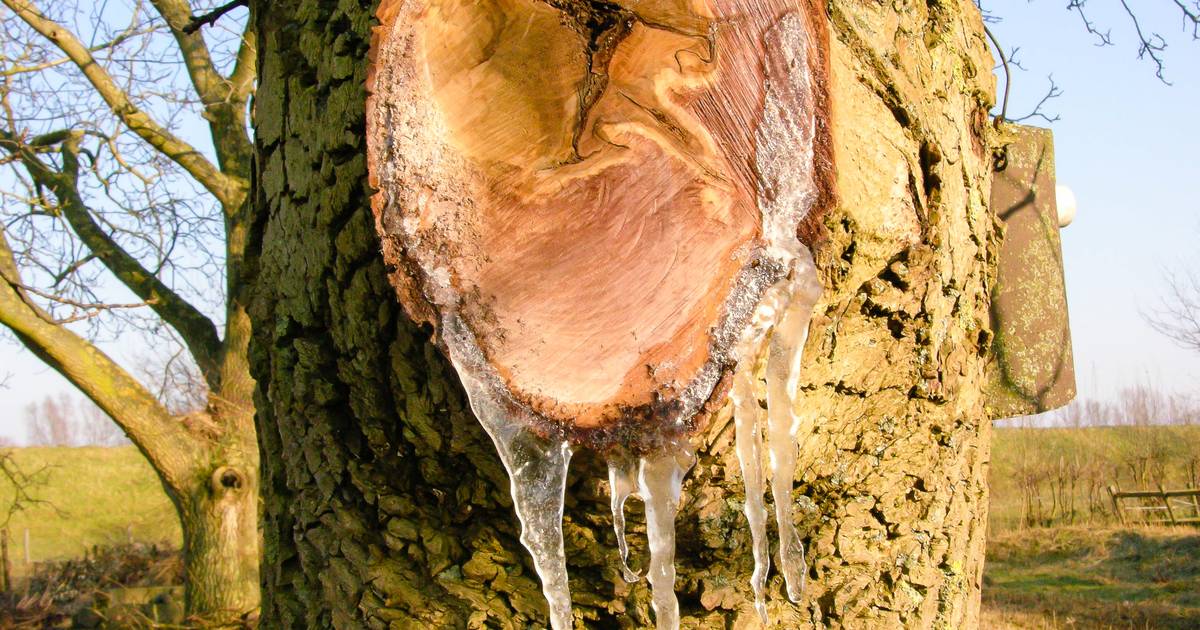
[1108,485,1200,526]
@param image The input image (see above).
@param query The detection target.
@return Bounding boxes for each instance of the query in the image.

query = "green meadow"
[0,447,180,571]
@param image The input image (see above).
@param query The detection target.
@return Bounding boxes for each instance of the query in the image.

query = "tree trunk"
[176,416,261,627]
[248,0,998,627]
[176,480,260,625]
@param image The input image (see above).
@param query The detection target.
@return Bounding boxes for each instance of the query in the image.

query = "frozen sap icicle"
[731,355,772,624]
[607,452,642,583]
[638,441,695,630]
[766,297,815,602]
[443,316,576,630]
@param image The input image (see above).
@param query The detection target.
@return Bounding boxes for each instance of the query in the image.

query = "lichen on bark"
[248,0,1000,627]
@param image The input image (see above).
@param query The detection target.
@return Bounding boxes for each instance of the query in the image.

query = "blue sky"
[1,2,1198,442]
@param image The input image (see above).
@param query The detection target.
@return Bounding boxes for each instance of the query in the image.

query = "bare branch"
[0,128,224,388]
[183,0,248,34]
[229,20,257,105]
[1173,0,1200,39]
[1002,46,1027,72]
[149,0,254,184]
[1011,75,1063,125]
[1066,0,1197,83]
[1144,265,1200,353]
[0,22,162,78]
[9,279,154,324]
[0,449,62,527]
[1119,0,1171,83]
[0,0,247,208]
[1067,0,1115,47]
[0,228,199,496]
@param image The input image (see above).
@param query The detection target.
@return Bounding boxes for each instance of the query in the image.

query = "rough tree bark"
[249,0,998,627]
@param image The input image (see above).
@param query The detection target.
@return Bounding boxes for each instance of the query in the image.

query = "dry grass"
[981,525,1200,630]
[0,542,182,628]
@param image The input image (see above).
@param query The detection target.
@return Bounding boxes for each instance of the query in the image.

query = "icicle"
[765,291,817,602]
[607,452,641,583]
[442,317,576,630]
[730,249,821,618]
[436,245,820,629]
[473,421,573,629]
[731,356,771,624]
[638,440,695,630]
[501,433,574,630]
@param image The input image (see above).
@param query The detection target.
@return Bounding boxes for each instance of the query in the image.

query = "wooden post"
[1187,465,1200,519]
[1108,485,1126,525]
[1158,484,1177,526]
[1,529,10,593]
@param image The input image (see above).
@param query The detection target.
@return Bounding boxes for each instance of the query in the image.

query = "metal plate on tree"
[985,124,1076,419]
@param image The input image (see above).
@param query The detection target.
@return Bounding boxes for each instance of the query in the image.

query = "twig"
[982,26,1062,128]
[973,1,1001,24]
[983,24,1011,128]
[1144,265,1200,353]
[0,450,62,528]
[7,279,155,324]
[1119,0,1171,84]
[182,0,249,35]
[1067,0,1114,47]
[1069,0,1187,84]
[1004,46,1028,71]
[1011,76,1063,125]
[1173,0,1200,39]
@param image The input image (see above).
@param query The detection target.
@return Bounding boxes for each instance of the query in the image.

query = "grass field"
[3,432,1200,626]
[982,526,1200,629]
[984,425,1200,628]
[0,447,180,570]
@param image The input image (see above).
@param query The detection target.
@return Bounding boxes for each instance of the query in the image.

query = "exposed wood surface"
[368,0,833,437]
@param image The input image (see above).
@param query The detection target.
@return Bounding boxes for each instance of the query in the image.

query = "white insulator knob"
[1055,184,1077,228]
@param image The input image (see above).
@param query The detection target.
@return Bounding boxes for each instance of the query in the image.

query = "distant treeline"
[14,394,128,448]
[998,385,1200,429]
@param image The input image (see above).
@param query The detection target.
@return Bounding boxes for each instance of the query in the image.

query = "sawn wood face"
[368,0,833,442]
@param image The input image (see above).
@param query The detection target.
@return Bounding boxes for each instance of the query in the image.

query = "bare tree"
[24,394,72,446]
[1146,265,1200,354]
[0,0,257,623]
[24,393,129,446]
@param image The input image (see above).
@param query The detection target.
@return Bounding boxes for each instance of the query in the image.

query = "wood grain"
[367,0,833,444]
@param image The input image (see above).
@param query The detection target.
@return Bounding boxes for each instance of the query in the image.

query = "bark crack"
[537,0,712,163]
[538,0,636,159]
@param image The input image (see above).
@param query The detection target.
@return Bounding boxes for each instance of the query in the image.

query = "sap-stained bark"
[366,0,834,440]
[250,0,998,627]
